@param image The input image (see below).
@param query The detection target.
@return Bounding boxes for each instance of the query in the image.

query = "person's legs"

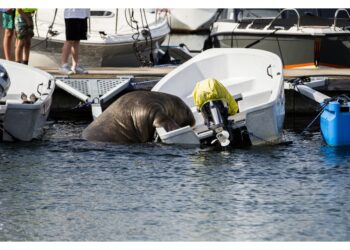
[59,18,75,74]
[14,13,26,63]
[70,17,88,73]
[61,18,87,74]
[3,28,14,60]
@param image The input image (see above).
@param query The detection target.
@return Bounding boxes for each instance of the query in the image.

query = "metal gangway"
[55,76,133,119]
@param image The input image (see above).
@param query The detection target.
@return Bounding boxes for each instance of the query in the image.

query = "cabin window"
[90,11,114,17]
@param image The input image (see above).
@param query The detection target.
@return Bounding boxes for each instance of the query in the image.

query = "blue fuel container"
[320,101,350,146]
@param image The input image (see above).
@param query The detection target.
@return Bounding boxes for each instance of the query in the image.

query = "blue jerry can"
[320,101,350,146]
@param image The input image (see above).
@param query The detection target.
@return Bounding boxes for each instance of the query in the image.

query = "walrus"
[82,90,196,143]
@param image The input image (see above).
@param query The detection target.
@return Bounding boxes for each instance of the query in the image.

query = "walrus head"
[152,92,196,132]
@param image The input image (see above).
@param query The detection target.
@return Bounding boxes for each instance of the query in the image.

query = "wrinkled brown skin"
[82,91,196,143]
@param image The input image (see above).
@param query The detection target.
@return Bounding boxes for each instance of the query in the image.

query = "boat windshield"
[237,9,281,21]
[224,8,349,22]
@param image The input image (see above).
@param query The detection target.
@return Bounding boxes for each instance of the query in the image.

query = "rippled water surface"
[1,122,350,241]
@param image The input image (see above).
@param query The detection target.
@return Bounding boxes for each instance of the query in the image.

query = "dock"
[40,66,176,78]
[41,66,350,120]
[284,68,350,78]
[42,66,350,81]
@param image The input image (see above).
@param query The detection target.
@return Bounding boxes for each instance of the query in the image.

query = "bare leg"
[70,40,80,68]
[22,36,32,63]
[15,38,24,63]
[3,29,14,61]
[61,40,74,65]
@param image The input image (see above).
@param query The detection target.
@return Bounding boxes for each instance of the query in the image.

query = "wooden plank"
[39,66,350,81]
[284,68,350,78]
[39,66,176,77]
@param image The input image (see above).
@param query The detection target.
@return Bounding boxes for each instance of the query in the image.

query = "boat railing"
[115,9,119,34]
[333,8,350,30]
[266,8,300,31]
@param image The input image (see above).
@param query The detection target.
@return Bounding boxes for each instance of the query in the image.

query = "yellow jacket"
[15,8,37,16]
[193,78,239,116]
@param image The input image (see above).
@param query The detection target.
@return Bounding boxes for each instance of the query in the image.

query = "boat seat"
[238,90,272,111]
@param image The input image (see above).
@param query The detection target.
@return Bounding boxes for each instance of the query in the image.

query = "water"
[1,121,350,241]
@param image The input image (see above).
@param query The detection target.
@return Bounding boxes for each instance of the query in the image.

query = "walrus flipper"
[153,112,181,132]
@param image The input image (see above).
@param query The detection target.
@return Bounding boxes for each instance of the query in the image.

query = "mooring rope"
[125,8,154,66]
[31,8,59,49]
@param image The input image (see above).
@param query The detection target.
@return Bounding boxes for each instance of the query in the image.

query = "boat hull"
[153,48,285,146]
[211,31,350,68]
[30,34,168,68]
[0,60,55,141]
[3,100,52,141]
[169,9,218,32]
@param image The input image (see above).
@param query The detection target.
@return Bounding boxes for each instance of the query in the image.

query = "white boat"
[168,8,219,32]
[152,48,285,146]
[207,8,350,68]
[29,8,170,68]
[0,60,55,141]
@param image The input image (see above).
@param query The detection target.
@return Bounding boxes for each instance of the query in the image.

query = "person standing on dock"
[59,8,90,74]
[14,8,36,65]
[1,8,16,61]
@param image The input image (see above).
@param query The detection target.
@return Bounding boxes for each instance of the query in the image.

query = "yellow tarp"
[192,78,238,116]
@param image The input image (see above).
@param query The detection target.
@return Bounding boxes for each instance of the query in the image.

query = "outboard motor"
[193,78,252,148]
[201,100,231,146]
[193,78,239,147]
[0,64,10,99]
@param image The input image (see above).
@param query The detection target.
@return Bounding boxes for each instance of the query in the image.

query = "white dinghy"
[152,48,285,146]
[0,60,55,141]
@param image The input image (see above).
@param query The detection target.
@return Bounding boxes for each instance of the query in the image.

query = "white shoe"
[59,64,73,75]
[71,64,87,74]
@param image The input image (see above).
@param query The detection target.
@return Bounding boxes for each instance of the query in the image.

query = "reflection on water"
[0,122,350,241]
[319,145,350,169]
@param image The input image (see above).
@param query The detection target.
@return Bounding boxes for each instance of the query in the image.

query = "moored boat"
[152,48,285,146]
[168,8,219,32]
[29,8,170,68]
[207,8,350,69]
[0,60,55,141]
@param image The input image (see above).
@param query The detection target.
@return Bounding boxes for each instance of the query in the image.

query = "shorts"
[15,14,34,39]
[2,11,15,29]
[65,18,88,41]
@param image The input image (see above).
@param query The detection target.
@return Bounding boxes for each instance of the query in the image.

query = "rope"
[245,28,282,48]
[125,8,154,66]
[299,91,350,134]
[301,103,327,134]
[31,9,59,49]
